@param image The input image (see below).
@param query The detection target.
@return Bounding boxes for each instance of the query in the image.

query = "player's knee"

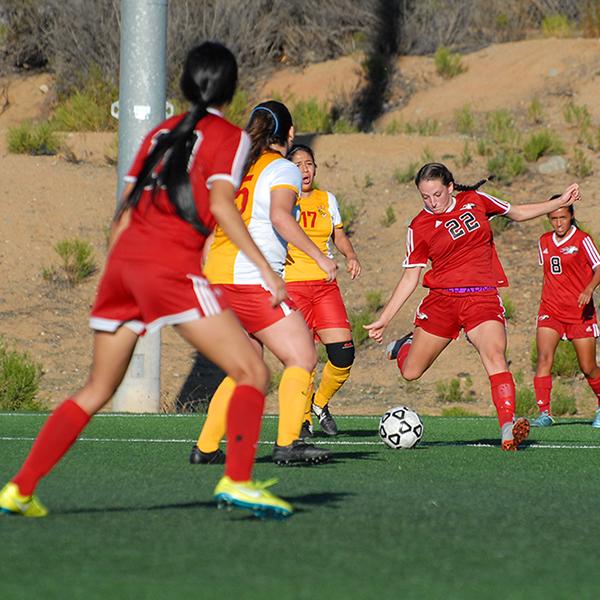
[234,359,270,393]
[400,364,422,381]
[325,341,355,368]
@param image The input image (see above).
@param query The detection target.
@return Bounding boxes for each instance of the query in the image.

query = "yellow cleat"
[0,482,48,518]
[214,476,293,519]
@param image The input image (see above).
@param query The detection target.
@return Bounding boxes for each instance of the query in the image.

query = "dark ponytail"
[120,42,238,235]
[244,100,293,174]
[414,162,493,192]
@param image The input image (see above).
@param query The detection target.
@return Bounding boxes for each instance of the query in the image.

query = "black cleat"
[385,332,413,360]
[300,420,314,439]
[315,405,338,436]
[272,439,330,466]
[189,446,226,465]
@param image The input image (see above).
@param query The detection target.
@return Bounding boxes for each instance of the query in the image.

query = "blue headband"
[250,106,279,135]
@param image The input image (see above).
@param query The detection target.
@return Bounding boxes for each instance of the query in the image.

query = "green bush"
[394,162,419,184]
[485,110,519,147]
[43,239,96,286]
[527,98,544,125]
[515,386,536,417]
[552,384,577,416]
[541,14,572,38]
[501,295,515,320]
[455,105,475,136]
[456,142,473,168]
[380,205,396,227]
[530,340,580,377]
[50,68,117,131]
[434,46,466,79]
[349,291,383,347]
[337,194,358,236]
[7,121,61,155]
[523,130,564,162]
[435,378,475,403]
[568,148,593,178]
[563,102,591,142]
[405,119,439,136]
[291,98,332,133]
[384,119,403,135]
[224,89,250,127]
[0,339,44,411]
[441,407,478,417]
[487,148,525,184]
[364,174,374,188]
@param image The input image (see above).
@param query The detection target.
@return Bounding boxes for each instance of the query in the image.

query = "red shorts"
[217,284,296,334]
[90,259,227,335]
[414,290,506,339]
[286,280,350,337]
[536,311,599,340]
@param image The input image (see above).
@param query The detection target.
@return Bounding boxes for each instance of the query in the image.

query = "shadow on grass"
[55,499,215,516]
[255,450,380,465]
[313,429,377,439]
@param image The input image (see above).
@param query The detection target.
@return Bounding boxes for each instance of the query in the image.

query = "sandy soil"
[1,38,599,417]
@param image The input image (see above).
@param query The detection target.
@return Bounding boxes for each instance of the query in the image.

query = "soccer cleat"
[272,439,331,466]
[314,405,338,436]
[0,482,48,518]
[385,333,413,360]
[189,446,226,465]
[213,476,293,519]
[501,417,530,451]
[531,411,555,427]
[592,408,600,429]
[300,420,314,439]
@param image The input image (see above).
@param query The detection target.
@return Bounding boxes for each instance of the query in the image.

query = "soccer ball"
[379,406,423,449]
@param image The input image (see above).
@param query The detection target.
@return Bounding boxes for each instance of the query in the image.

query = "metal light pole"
[111,0,168,412]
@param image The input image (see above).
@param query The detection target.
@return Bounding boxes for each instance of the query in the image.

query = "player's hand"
[317,255,338,282]
[577,287,593,307]
[262,270,288,307]
[346,256,361,280]
[558,183,580,207]
[363,319,387,343]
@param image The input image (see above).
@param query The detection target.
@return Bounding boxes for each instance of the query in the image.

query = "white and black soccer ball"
[379,406,424,449]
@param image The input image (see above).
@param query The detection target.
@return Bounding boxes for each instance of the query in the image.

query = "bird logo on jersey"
[459,203,476,210]
[317,205,328,218]
[560,246,578,255]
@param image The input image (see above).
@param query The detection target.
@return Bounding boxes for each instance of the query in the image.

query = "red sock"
[586,374,600,406]
[533,375,553,414]
[224,385,265,482]
[12,399,90,496]
[489,372,515,428]
[397,344,411,374]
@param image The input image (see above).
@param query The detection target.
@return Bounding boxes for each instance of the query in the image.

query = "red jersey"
[538,226,600,322]
[111,108,249,273]
[403,190,511,289]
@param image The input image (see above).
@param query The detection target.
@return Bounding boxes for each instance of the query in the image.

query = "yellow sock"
[196,376,236,453]
[303,369,316,424]
[277,366,311,446]
[313,362,352,409]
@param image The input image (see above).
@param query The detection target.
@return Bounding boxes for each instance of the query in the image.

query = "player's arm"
[579,266,600,307]
[332,226,361,279]
[270,188,337,281]
[210,180,287,305]
[363,266,422,343]
[507,183,580,222]
[107,182,134,252]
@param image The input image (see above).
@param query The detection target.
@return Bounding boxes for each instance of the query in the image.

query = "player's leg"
[400,327,452,380]
[571,336,600,427]
[532,327,560,426]
[466,319,529,450]
[311,327,354,436]
[1,327,139,516]
[191,335,262,464]
[175,311,292,517]
[254,311,330,465]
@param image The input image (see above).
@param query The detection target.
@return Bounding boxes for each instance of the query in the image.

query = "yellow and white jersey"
[284,189,343,282]
[204,151,301,284]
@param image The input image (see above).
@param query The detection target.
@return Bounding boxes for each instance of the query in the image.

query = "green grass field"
[1,413,600,600]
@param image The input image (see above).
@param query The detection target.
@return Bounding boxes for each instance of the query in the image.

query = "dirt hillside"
[1,38,599,417]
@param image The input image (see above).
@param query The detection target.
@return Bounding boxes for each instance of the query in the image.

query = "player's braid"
[453,176,494,192]
[244,111,273,175]
[121,102,211,236]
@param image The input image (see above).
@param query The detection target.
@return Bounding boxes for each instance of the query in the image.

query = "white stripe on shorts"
[188,274,222,317]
